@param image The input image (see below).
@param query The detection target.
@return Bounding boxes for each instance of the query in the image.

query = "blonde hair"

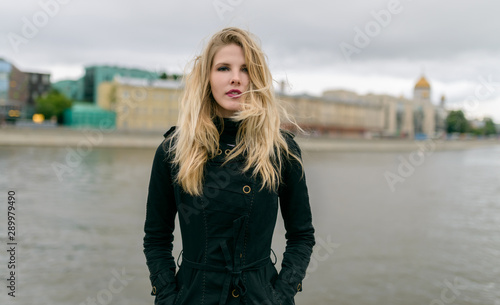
[166,27,303,196]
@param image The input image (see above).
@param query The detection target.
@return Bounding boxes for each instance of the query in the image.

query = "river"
[0,143,499,304]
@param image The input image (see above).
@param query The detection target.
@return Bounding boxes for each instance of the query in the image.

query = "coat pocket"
[173,285,185,305]
[265,282,283,305]
[245,263,283,305]
[154,290,178,305]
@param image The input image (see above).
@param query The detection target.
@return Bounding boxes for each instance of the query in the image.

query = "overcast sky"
[1,0,499,123]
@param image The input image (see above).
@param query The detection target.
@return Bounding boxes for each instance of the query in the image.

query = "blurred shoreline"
[0,126,499,152]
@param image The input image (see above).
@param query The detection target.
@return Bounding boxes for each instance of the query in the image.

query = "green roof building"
[56,65,168,128]
[83,65,157,104]
[63,102,116,129]
[53,65,158,104]
[52,78,84,101]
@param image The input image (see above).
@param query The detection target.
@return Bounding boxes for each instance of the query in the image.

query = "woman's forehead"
[212,44,246,65]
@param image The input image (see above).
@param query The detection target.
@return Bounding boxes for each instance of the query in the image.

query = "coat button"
[217,149,222,155]
[297,283,302,292]
[152,286,156,295]
[232,289,239,298]
[225,149,231,155]
[243,185,251,194]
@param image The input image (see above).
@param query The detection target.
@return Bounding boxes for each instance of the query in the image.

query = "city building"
[52,78,84,101]
[279,91,388,137]
[282,75,444,139]
[63,102,116,129]
[57,65,182,129]
[84,65,159,104]
[95,73,444,139]
[53,65,159,104]
[98,76,183,131]
[412,76,436,138]
[25,72,51,115]
[0,58,50,123]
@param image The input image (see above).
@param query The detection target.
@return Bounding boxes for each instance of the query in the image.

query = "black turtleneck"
[215,117,241,145]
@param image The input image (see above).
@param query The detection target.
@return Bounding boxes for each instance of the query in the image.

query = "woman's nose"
[230,73,241,85]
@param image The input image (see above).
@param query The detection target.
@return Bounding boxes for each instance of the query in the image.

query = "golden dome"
[415,76,430,89]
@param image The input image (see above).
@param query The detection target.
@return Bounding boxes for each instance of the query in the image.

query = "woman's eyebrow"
[214,62,246,66]
[213,62,230,66]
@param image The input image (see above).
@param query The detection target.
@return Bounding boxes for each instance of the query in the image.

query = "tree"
[35,89,73,124]
[469,117,498,136]
[158,72,182,80]
[445,110,469,134]
[483,118,497,135]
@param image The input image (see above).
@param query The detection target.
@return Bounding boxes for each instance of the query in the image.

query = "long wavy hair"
[166,27,303,196]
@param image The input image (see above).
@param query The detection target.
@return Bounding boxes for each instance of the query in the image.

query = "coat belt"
[181,251,271,305]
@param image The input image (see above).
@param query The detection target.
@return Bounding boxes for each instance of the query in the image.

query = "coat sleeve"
[143,127,178,303]
[275,131,316,304]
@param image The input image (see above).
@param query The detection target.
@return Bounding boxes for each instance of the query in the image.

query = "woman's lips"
[226,89,242,98]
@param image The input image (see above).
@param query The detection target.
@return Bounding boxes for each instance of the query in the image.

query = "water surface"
[0,144,499,304]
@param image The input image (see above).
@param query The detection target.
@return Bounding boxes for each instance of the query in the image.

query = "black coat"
[143,118,315,305]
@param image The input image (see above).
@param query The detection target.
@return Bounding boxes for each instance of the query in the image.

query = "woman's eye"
[217,66,229,71]
[242,67,248,73]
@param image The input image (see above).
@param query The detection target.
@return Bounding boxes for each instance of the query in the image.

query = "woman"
[143,27,315,305]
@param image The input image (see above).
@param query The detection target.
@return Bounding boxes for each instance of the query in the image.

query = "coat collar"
[213,117,242,137]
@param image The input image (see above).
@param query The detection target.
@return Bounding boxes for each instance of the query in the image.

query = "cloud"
[3,0,500,64]
[1,0,499,122]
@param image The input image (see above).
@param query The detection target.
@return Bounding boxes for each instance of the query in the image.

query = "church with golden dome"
[412,76,437,138]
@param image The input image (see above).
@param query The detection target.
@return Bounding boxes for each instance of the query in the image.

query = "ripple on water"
[1,145,499,304]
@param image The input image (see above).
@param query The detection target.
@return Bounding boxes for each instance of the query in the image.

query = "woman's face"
[209,43,249,118]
